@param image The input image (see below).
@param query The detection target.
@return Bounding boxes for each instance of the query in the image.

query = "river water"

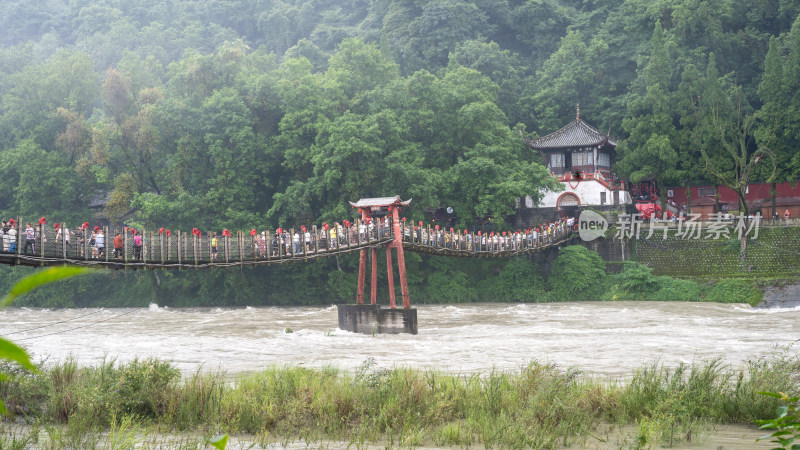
[3,301,799,449]
[3,301,798,378]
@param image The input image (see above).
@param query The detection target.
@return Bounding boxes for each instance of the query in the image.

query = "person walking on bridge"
[23,223,35,254]
[113,232,123,258]
[133,232,143,259]
[95,229,105,258]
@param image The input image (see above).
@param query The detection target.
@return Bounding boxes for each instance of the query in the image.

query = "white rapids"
[2,301,798,378]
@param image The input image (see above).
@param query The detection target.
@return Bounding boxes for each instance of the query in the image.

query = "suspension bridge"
[0,197,574,333]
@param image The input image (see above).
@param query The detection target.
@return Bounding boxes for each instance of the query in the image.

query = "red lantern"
[250,229,257,236]
[54,223,60,229]
[8,219,15,224]
[419,221,423,227]
[130,228,137,235]
[166,230,171,237]
[192,228,198,236]
[158,228,164,234]
[478,231,482,236]
[323,223,329,230]
[39,217,46,225]
[301,226,306,232]
[223,229,231,237]
[435,225,439,230]
[94,226,101,232]
[388,206,393,212]
[402,217,406,222]
[276,227,282,234]
[450,227,454,233]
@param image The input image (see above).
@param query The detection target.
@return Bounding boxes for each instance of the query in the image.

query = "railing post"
[176,231,181,265]
[104,226,109,262]
[239,231,244,264]
[61,224,67,259]
[313,225,319,253]
[15,217,21,259]
[160,231,164,264]
[39,225,45,260]
[193,232,197,266]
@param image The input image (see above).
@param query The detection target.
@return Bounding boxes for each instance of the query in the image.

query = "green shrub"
[548,246,606,300]
[704,279,763,306]
[487,258,548,302]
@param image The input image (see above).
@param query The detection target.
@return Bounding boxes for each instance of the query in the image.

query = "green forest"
[1,0,799,306]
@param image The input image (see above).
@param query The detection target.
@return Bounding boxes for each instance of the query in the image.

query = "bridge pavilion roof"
[523,106,617,151]
[349,196,412,209]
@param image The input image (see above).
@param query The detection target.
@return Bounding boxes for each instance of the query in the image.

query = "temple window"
[550,153,564,168]
[571,151,593,166]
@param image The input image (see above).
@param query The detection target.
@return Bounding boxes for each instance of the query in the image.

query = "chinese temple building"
[520,106,630,220]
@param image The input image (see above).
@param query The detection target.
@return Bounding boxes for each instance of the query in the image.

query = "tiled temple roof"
[523,118,617,150]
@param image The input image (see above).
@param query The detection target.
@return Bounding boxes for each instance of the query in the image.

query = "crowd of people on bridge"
[0,215,573,262]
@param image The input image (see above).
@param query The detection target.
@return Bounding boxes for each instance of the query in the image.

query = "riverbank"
[1,353,798,449]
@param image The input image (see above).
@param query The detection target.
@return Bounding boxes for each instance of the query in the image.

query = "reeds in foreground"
[1,350,798,449]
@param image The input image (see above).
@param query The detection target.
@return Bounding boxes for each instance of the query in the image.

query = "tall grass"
[1,351,798,448]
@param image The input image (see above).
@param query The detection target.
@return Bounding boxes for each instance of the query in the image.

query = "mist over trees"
[0,0,799,306]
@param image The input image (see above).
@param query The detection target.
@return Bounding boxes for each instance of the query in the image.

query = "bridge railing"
[1,220,395,268]
[399,221,572,256]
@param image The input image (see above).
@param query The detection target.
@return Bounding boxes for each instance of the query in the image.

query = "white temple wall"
[527,180,631,208]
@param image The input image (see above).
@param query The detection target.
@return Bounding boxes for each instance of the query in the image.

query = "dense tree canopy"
[0,0,798,306]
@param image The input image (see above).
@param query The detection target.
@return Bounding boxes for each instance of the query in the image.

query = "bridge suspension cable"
[11,308,142,342]
[4,309,103,335]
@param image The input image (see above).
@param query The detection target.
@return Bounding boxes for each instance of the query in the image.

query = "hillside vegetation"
[1,0,798,305]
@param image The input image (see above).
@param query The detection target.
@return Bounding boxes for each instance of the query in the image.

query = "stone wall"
[580,226,800,277]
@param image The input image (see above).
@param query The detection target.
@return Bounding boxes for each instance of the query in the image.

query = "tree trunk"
[737,191,750,262]
[771,182,777,220]
[685,180,691,216]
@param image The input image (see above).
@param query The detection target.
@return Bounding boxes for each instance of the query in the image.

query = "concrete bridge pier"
[336,304,418,335]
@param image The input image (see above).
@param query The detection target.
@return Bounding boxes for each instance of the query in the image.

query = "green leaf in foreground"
[0,266,94,307]
[207,433,229,449]
[1,266,95,414]
[0,338,36,371]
